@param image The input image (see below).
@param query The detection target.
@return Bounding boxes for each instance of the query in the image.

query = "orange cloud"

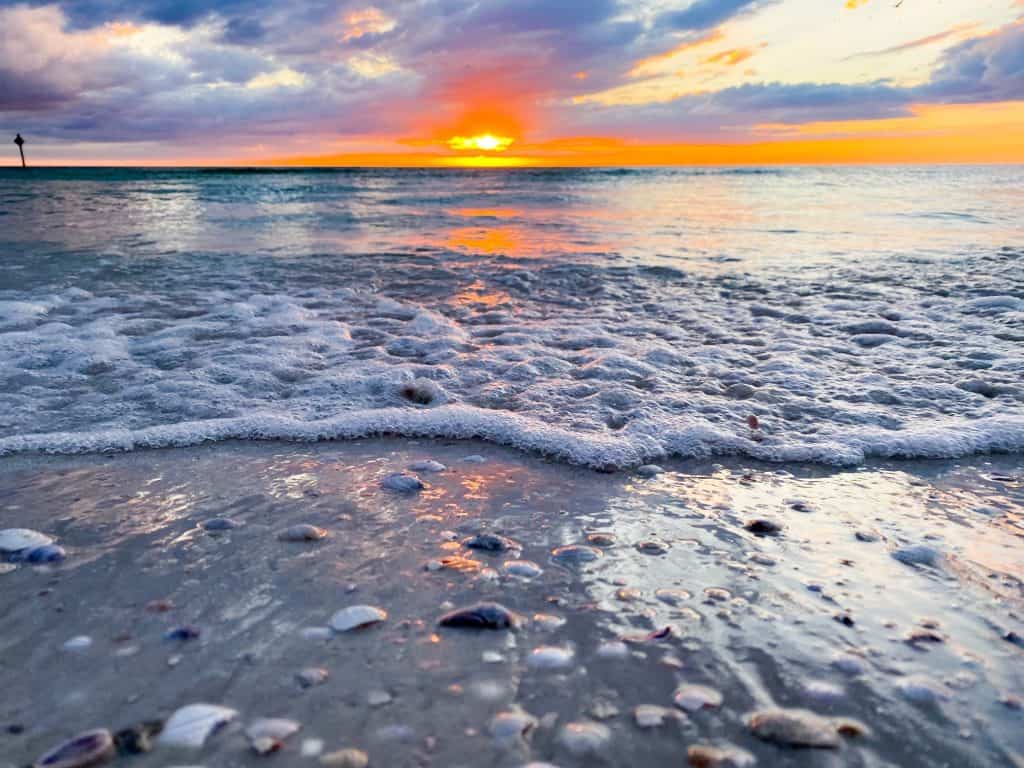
[629,29,724,76]
[846,0,869,8]
[341,8,395,41]
[703,47,755,66]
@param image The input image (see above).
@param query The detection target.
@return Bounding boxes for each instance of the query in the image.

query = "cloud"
[919,20,1024,102]
[658,0,776,31]
[843,23,979,59]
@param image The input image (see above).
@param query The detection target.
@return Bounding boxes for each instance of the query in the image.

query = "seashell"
[381,472,425,493]
[367,690,392,707]
[320,747,369,767]
[463,533,520,552]
[897,676,946,703]
[744,519,782,536]
[747,708,840,748]
[596,640,630,659]
[532,613,566,631]
[586,532,616,547]
[112,720,163,755]
[201,518,240,532]
[25,545,67,564]
[331,605,387,632]
[527,646,575,670]
[409,460,446,473]
[558,721,610,756]
[636,464,663,477]
[687,744,756,767]
[33,728,114,768]
[855,530,880,542]
[489,709,538,747]
[246,718,301,754]
[158,703,238,749]
[0,563,16,574]
[438,602,518,630]
[296,667,329,688]
[748,552,776,566]
[634,705,675,728]
[1,528,54,554]
[673,684,723,712]
[703,587,732,602]
[426,555,480,573]
[278,524,327,542]
[62,636,93,652]
[891,544,940,567]
[635,540,668,555]
[654,588,692,605]
[502,560,542,578]
[551,544,602,566]
[163,625,201,642]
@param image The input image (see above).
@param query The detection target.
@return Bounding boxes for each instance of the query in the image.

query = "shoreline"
[1,438,1021,766]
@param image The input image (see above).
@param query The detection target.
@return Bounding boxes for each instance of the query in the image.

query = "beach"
[0,166,1022,766]
[0,441,1022,766]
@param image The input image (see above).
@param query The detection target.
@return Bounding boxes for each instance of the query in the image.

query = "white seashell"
[634,705,675,728]
[673,684,723,712]
[558,721,611,756]
[159,703,238,749]
[0,528,53,553]
[409,460,446,473]
[246,718,301,753]
[503,560,543,578]
[528,646,575,670]
[62,636,93,652]
[331,605,388,632]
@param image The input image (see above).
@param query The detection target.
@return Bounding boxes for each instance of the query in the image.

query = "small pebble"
[489,710,538,747]
[503,560,543,578]
[747,708,840,748]
[296,667,329,688]
[532,613,567,631]
[164,625,201,642]
[367,690,392,707]
[463,533,520,552]
[24,544,67,564]
[409,460,446,473]
[527,646,575,670]
[636,541,668,555]
[586,532,617,547]
[892,545,940,567]
[654,588,692,605]
[673,684,723,712]
[278,524,327,542]
[551,544,603,565]
[320,748,369,767]
[558,721,611,756]
[201,518,239,532]
[687,744,756,767]
[744,519,782,536]
[596,641,630,659]
[381,472,425,493]
[855,530,880,542]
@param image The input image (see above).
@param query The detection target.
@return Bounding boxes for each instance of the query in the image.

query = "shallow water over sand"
[1,441,1021,766]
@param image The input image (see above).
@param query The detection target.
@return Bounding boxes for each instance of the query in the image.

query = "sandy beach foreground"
[0,440,1021,767]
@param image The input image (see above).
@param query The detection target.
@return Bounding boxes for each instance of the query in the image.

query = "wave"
[3,406,1023,470]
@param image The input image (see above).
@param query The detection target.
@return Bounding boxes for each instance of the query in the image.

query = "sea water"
[0,166,1021,467]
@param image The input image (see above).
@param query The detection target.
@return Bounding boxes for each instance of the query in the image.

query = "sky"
[1,0,1023,165]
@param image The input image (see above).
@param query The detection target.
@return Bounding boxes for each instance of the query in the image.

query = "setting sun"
[447,134,515,152]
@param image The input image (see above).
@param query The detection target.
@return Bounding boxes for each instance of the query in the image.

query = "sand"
[1,440,1022,767]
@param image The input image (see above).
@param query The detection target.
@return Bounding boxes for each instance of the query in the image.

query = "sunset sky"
[2,0,1023,165]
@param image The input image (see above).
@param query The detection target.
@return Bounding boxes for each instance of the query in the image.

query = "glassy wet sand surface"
[0,167,1022,766]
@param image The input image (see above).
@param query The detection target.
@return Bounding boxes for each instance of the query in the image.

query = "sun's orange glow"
[447,134,515,152]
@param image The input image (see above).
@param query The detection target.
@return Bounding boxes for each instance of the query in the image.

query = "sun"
[447,133,515,152]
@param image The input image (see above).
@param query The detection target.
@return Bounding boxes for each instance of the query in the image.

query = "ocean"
[2,166,1024,765]
[1,166,1021,466]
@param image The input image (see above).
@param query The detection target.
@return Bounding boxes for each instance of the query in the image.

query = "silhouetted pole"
[14,134,25,168]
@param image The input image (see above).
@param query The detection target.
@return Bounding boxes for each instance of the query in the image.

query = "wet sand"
[1,440,1022,767]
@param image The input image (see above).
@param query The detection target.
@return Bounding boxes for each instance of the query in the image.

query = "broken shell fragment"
[34,729,115,768]
[331,605,388,632]
[158,703,238,749]
[246,718,301,754]
[438,602,518,630]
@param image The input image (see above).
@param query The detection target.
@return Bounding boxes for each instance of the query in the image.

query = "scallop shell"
[158,703,238,749]
[330,605,388,632]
